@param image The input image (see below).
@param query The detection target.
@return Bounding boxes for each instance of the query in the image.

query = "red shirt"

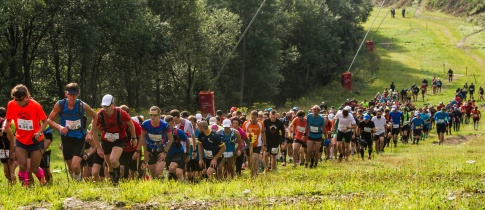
[6,99,47,145]
[123,120,142,152]
[96,107,131,142]
[291,118,307,142]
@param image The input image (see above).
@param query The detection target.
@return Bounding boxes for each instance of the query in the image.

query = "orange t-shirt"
[291,118,307,142]
[243,120,264,148]
[6,99,46,145]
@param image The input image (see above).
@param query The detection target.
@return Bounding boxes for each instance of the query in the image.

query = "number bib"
[104,132,119,142]
[148,134,163,142]
[415,126,421,129]
[437,119,445,124]
[0,150,9,159]
[393,124,400,129]
[204,149,213,158]
[223,152,234,158]
[17,119,34,131]
[66,119,81,130]
[297,126,305,132]
[363,127,373,133]
[310,126,319,133]
[473,114,478,118]
[271,147,278,155]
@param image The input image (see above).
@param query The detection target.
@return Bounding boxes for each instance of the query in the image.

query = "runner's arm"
[47,101,63,131]
[235,130,242,150]
[213,144,226,160]
[84,103,100,144]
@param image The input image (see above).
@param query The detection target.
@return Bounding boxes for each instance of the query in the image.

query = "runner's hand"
[34,132,42,140]
[191,152,196,159]
[158,152,166,162]
[210,159,218,168]
[60,126,68,135]
[237,150,242,156]
[199,159,204,168]
[96,147,105,158]
[184,155,190,163]
[130,139,138,147]
[132,152,140,160]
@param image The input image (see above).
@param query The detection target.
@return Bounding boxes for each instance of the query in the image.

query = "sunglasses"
[150,114,159,117]
[14,97,25,102]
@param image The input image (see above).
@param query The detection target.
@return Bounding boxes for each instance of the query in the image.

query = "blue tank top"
[58,99,85,139]
[221,129,236,152]
[141,119,170,149]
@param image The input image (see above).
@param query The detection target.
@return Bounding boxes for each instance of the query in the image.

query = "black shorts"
[373,133,384,140]
[92,151,105,166]
[413,129,422,136]
[307,137,322,142]
[294,139,307,148]
[146,148,164,165]
[402,124,410,131]
[285,138,294,144]
[423,125,429,132]
[101,139,125,155]
[61,135,86,160]
[16,139,44,151]
[252,146,262,154]
[166,153,185,169]
[44,133,53,142]
[187,159,203,172]
[473,118,479,122]
[361,135,373,148]
[436,124,447,133]
[203,158,222,169]
[391,128,401,135]
[266,145,279,155]
[40,150,51,168]
[337,131,352,143]
[120,150,138,171]
[0,137,11,163]
[81,151,95,167]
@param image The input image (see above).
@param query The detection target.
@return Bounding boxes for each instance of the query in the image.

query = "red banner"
[341,72,352,90]
[198,91,215,116]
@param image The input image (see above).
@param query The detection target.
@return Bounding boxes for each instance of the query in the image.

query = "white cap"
[328,113,335,120]
[209,117,217,125]
[131,117,140,124]
[391,105,397,111]
[222,119,231,128]
[101,94,114,106]
[196,113,203,122]
[344,106,352,111]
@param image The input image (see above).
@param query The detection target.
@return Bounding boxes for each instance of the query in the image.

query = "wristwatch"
[131,137,137,139]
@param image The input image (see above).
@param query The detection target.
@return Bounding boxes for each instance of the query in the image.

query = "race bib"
[65,119,81,130]
[437,119,444,124]
[297,126,305,132]
[363,127,372,133]
[473,114,478,118]
[0,150,9,159]
[377,127,384,132]
[271,147,278,155]
[393,124,400,128]
[310,126,319,133]
[105,132,119,142]
[415,126,421,129]
[223,152,233,158]
[148,134,163,142]
[17,119,34,131]
[204,149,213,158]
[250,134,257,143]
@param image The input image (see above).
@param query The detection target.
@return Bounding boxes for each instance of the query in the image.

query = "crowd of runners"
[0,80,482,187]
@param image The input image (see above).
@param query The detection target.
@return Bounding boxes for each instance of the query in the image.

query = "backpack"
[99,108,123,132]
[59,99,87,131]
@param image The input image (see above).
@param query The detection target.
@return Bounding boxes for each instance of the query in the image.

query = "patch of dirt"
[445,134,479,145]
[19,203,51,210]
[62,197,114,210]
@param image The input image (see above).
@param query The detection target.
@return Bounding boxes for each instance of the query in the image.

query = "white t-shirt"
[334,112,356,132]
[371,116,386,135]
[175,119,195,146]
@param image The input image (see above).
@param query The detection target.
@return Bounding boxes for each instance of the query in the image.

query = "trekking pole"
[60,144,71,182]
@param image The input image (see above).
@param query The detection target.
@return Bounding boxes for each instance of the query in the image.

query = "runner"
[410,113,425,145]
[242,110,264,178]
[389,105,403,148]
[471,107,481,130]
[46,83,100,182]
[3,84,49,186]
[334,106,356,161]
[0,107,16,183]
[448,68,453,83]
[140,106,173,179]
[421,83,427,101]
[281,111,294,166]
[119,105,142,179]
[479,86,484,101]
[40,126,53,183]
[357,114,376,160]
[164,116,189,181]
[288,111,307,168]
[401,108,411,144]
[231,118,249,176]
[219,119,241,179]
[197,121,226,181]
[95,94,137,185]
[186,115,204,182]
[263,110,285,171]
[371,110,386,155]
[434,107,449,145]
[421,110,431,140]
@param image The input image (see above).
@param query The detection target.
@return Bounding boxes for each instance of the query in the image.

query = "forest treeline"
[0,0,373,112]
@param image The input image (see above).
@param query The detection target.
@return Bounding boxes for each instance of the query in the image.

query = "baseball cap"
[230,107,237,112]
[344,106,352,111]
[66,86,79,95]
[196,113,203,122]
[364,115,371,120]
[222,119,231,128]
[131,116,140,124]
[209,117,217,125]
[101,94,114,106]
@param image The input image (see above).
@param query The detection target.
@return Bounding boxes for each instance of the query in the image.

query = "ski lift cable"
[374,0,398,33]
[210,0,268,87]
[346,0,388,73]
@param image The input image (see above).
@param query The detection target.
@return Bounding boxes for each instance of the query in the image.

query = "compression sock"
[18,171,29,186]
[34,168,45,180]
[360,148,365,159]
[368,148,372,157]
[112,167,121,185]
[281,150,287,162]
[169,172,176,180]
